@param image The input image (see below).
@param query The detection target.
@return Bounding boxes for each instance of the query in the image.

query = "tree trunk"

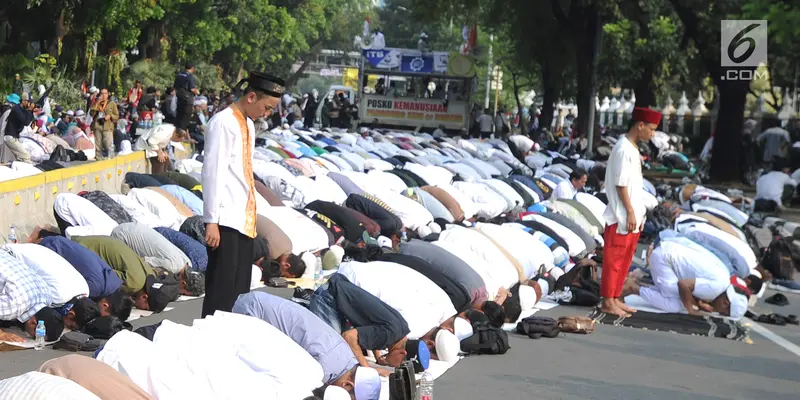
[633,62,657,108]
[511,70,525,133]
[709,77,749,182]
[540,60,557,132]
[285,43,324,89]
[573,7,603,156]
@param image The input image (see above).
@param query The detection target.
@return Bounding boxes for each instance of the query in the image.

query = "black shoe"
[765,293,790,306]
[293,287,314,301]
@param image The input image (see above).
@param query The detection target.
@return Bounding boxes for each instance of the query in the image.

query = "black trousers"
[201,226,254,317]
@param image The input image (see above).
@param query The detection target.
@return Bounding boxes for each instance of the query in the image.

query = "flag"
[363,17,371,39]
[468,24,478,50]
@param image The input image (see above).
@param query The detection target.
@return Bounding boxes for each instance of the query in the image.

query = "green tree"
[600,0,687,108]
[669,0,755,181]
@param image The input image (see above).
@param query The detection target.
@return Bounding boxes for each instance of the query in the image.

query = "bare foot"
[616,298,637,314]
[599,299,631,318]
[620,278,640,298]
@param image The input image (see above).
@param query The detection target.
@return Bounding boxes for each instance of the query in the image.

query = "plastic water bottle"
[314,256,324,289]
[418,371,434,400]
[8,226,17,244]
[401,231,408,243]
[34,320,46,350]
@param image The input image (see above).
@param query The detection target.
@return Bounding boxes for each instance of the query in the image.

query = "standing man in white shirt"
[201,72,283,317]
[601,107,661,317]
[552,168,588,201]
[754,157,797,212]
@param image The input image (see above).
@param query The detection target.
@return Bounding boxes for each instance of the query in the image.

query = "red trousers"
[600,224,640,298]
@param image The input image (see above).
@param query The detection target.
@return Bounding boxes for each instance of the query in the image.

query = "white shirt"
[338,261,457,339]
[312,174,348,205]
[677,222,757,278]
[521,213,587,257]
[432,240,502,301]
[370,188,434,231]
[5,243,89,305]
[109,194,162,228]
[437,225,520,289]
[162,314,322,399]
[481,179,524,212]
[755,171,797,206]
[202,106,257,237]
[99,329,266,400]
[474,223,554,280]
[436,184,477,220]
[257,205,328,255]
[253,160,296,183]
[639,239,731,313]
[54,193,119,236]
[127,188,186,230]
[366,170,408,193]
[552,180,577,201]
[452,181,507,219]
[603,137,646,233]
[134,124,174,158]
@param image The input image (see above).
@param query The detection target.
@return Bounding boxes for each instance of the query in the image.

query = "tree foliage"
[3,0,374,91]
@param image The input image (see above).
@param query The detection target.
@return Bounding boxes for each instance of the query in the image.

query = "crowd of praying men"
[0,122,768,399]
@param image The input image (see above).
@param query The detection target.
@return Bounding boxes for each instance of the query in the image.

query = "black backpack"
[761,237,797,280]
[516,316,561,339]
[460,321,510,355]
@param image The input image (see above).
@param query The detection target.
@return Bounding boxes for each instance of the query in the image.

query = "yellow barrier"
[0,152,148,243]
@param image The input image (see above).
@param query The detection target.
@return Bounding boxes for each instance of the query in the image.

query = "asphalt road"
[1,286,799,399]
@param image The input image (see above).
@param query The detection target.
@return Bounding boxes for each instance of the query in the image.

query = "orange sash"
[231,106,257,238]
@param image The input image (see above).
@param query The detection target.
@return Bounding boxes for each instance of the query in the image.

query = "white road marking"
[744,317,800,358]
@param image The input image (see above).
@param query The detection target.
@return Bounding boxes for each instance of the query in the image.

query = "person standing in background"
[90,88,119,160]
[478,108,493,139]
[601,107,661,317]
[126,81,143,110]
[12,73,23,96]
[173,63,199,138]
[201,72,283,317]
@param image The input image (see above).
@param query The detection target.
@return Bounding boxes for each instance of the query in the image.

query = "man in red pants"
[600,107,662,317]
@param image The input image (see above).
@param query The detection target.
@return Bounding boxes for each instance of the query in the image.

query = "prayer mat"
[587,309,749,341]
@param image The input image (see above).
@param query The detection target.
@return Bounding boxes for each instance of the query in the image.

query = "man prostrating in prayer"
[201,72,284,317]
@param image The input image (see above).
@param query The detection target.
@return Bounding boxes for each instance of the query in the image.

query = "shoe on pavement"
[769,280,800,294]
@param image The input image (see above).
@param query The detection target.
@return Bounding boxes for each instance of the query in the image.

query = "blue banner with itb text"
[362,49,401,69]
[400,55,434,73]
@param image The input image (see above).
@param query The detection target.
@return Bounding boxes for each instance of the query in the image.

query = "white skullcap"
[518,285,538,310]
[66,110,74,116]
[453,317,473,341]
[726,286,748,320]
[416,225,432,238]
[324,385,351,400]
[377,236,393,248]
[434,329,461,362]
[536,278,549,301]
[548,267,565,281]
[300,252,317,277]
[353,367,381,400]
[564,263,576,273]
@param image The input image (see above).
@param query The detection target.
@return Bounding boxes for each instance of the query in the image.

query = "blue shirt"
[153,227,208,272]
[160,184,204,215]
[40,236,122,298]
[232,291,357,383]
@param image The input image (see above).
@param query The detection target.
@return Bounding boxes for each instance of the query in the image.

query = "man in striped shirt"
[0,250,63,343]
